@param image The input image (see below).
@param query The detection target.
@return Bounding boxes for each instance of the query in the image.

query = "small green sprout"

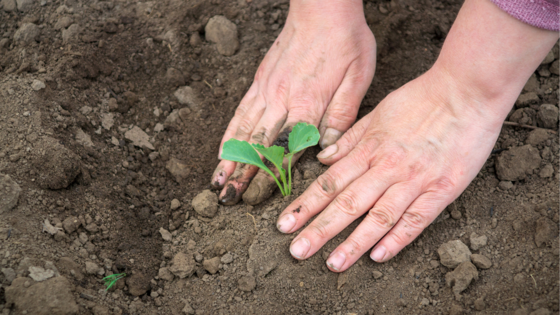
[221,122,320,196]
[103,273,126,291]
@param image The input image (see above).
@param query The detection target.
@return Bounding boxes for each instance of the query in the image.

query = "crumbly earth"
[0,0,558,314]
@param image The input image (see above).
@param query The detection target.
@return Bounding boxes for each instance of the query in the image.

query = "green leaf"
[288,122,320,154]
[252,144,285,176]
[221,139,272,173]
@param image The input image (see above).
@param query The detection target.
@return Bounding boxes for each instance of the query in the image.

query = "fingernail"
[290,238,310,259]
[212,170,227,188]
[326,251,346,271]
[370,245,387,262]
[317,144,338,159]
[320,128,342,149]
[276,213,296,233]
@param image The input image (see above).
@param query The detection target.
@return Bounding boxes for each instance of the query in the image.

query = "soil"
[0,0,558,314]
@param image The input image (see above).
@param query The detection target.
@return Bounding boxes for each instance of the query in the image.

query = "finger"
[211,85,259,188]
[318,58,375,149]
[369,190,451,263]
[325,182,421,272]
[316,113,374,165]
[276,142,375,234]
[287,165,397,261]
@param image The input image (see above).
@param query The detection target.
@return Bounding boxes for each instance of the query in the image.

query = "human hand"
[275,68,506,271]
[211,0,376,205]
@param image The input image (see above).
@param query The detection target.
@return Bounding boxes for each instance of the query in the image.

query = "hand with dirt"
[276,0,559,271]
[210,0,376,205]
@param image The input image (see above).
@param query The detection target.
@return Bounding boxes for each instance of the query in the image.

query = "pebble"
[124,126,155,150]
[85,261,100,275]
[205,15,239,56]
[159,227,172,241]
[62,216,80,234]
[203,257,221,274]
[515,92,540,108]
[238,275,256,292]
[536,104,558,129]
[148,152,159,161]
[16,0,33,11]
[495,145,541,181]
[372,270,383,279]
[174,86,200,110]
[54,16,73,30]
[158,267,174,281]
[445,261,479,300]
[0,174,22,214]
[539,164,554,178]
[76,129,94,147]
[182,302,195,315]
[28,266,55,282]
[498,181,513,190]
[535,217,558,247]
[469,233,487,251]
[101,113,114,130]
[170,199,181,210]
[14,23,40,44]
[450,209,462,220]
[169,252,196,279]
[437,240,472,269]
[2,0,16,12]
[166,157,190,183]
[192,190,218,218]
[221,253,233,264]
[470,254,492,269]
[31,80,45,91]
[474,297,485,311]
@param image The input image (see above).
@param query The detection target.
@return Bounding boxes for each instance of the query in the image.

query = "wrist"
[288,0,365,25]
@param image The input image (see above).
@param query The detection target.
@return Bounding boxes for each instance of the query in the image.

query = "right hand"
[211,0,377,205]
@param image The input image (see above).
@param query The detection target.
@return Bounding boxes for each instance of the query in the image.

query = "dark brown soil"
[0,0,558,314]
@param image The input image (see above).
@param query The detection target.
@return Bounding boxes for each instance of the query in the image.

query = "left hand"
[275,67,506,272]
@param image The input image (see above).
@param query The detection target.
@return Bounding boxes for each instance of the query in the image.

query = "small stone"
[62,216,80,234]
[205,15,239,56]
[238,275,256,292]
[470,254,492,269]
[169,252,196,279]
[126,273,150,296]
[203,257,221,274]
[536,104,559,129]
[450,209,462,220]
[14,23,40,44]
[372,271,383,279]
[469,233,487,251]
[2,268,16,284]
[16,0,33,11]
[445,261,479,300]
[535,217,558,247]
[76,129,94,147]
[174,86,200,110]
[495,145,542,181]
[221,253,233,264]
[159,227,172,241]
[54,16,73,30]
[101,113,114,130]
[474,297,485,311]
[539,164,554,178]
[154,123,164,132]
[166,68,185,87]
[2,0,16,12]
[170,199,181,210]
[498,181,513,190]
[182,302,195,315]
[31,80,45,91]
[0,174,22,214]
[420,298,430,306]
[515,92,540,108]
[28,266,55,282]
[166,157,190,183]
[148,152,159,161]
[178,107,191,120]
[437,240,472,269]
[85,262,100,275]
[192,190,218,218]
[158,267,174,281]
[125,126,154,150]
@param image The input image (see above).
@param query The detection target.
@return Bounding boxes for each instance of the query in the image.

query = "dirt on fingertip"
[0,0,558,314]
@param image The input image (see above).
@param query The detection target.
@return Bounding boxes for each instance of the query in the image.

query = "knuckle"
[332,192,360,216]
[308,219,329,240]
[315,172,339,197]
[367,203,398,228]
[236,118,255,138]
[402,211,429,230]
[389,229,415,247]
[344,237,363,256]
[429,176,457,196]
[379,145,407,170]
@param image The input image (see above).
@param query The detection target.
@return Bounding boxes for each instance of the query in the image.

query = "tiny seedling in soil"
[103,273,126,291]
[221,122,320,196]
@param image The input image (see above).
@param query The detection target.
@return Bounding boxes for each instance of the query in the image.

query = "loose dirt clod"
[437,240,472,269]
[192,190,219,218]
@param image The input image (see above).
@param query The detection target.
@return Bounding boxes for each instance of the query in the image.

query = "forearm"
[431,0,558,118]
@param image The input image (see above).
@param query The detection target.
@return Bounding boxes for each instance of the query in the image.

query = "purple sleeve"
[491,0,559,31]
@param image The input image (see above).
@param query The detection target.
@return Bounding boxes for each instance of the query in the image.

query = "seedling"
[103,273,126,291]
[221,122,320,196]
